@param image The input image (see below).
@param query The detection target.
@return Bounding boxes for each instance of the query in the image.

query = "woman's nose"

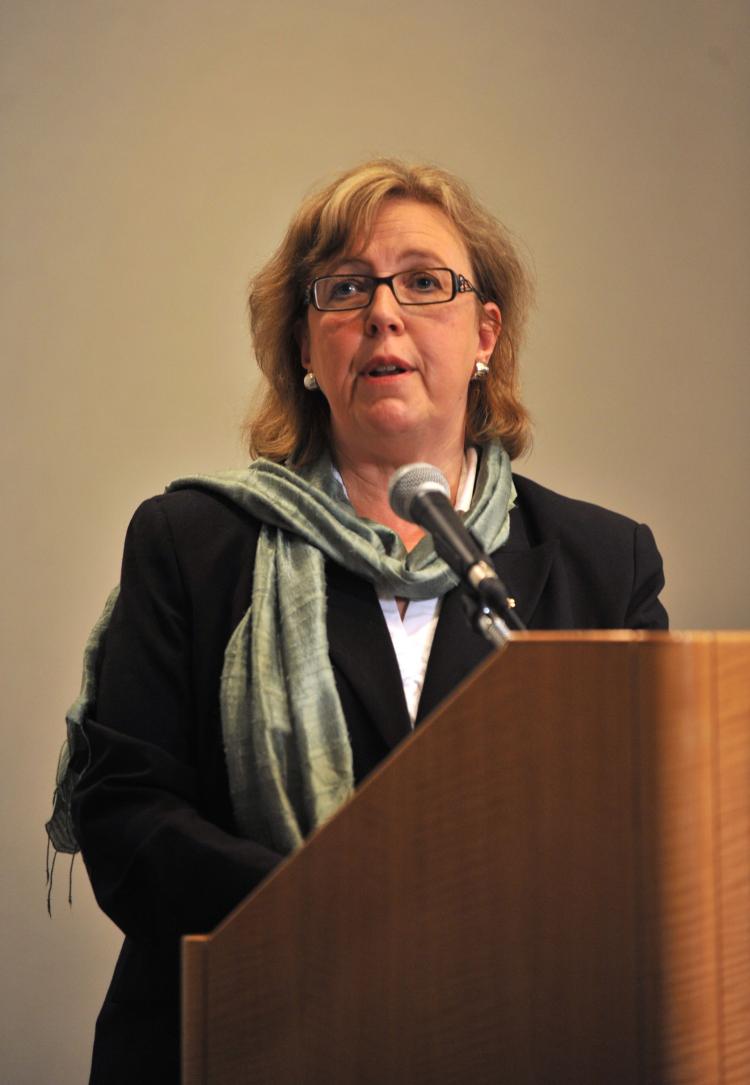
[365,283,405,335]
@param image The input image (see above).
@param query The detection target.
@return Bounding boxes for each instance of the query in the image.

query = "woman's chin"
[354,400,428,442]
[334,408,462,469]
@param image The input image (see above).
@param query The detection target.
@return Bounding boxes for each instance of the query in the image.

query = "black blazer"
[72,473,667,1084]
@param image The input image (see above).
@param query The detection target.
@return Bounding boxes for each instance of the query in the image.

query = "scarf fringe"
[46,830,77,916]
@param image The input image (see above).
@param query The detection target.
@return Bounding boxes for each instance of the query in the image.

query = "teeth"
[370,364,403,375]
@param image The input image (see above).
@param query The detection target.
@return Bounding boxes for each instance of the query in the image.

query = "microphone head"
[388,462,450,523]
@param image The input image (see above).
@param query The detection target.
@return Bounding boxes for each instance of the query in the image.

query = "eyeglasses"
[305,267,483,312]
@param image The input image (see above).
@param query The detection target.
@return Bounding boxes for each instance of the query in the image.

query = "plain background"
[2,1,748,1081]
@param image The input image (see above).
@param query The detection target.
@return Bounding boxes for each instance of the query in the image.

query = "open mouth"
[363,362,411,377]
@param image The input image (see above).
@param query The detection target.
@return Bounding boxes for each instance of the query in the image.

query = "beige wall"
[2,1,748,1080]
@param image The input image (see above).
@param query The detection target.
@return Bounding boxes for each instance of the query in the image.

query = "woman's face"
[300,198,500,465]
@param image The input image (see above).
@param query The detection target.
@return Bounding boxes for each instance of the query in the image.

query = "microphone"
[388,463,523,632]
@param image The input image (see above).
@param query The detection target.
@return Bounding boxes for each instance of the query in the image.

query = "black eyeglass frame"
[304,267,486,312]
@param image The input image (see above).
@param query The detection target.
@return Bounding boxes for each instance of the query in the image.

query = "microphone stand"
[460,579,524,650]
[432,536,526,650]
[463,594,513,649]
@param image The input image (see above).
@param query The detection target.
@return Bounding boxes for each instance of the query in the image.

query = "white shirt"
[334,450,478,726]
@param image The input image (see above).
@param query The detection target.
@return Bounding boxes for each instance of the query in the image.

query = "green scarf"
[46,443,514,859]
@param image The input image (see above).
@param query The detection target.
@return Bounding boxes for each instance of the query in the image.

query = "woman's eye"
[407,271,441,291]
[331,278,367,299]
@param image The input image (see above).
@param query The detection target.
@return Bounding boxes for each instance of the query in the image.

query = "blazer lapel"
[416,507,558,722]
[325,561,412,749]
[491,540,559,628]
[416,586,492,722]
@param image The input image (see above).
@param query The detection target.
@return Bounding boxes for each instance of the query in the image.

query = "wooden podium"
[182,632,750,1084]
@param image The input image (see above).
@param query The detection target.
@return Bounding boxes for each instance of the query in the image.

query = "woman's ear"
[294,318,311,371]
[477,302,502,361]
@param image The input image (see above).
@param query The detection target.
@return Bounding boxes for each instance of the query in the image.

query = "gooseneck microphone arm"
[388,463,525,648]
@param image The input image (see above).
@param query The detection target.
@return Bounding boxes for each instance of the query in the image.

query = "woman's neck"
[334,441,466,552]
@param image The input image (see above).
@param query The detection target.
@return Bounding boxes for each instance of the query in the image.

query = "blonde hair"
[246,159,533,463]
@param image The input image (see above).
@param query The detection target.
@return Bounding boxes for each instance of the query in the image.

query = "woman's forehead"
[331,198,471,270]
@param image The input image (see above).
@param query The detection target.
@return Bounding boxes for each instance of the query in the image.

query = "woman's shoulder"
[129,485,262,542]
[510,473,668,629]
[511,472,646,544]
[123,485,263,594]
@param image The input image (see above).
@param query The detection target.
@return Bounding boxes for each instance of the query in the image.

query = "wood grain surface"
[181,632,750,1085]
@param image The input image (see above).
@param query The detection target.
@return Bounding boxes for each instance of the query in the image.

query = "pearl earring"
[472,360,489,381]
[303,372,319,391]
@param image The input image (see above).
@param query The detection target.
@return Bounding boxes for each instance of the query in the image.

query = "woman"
[48,159,667,1083]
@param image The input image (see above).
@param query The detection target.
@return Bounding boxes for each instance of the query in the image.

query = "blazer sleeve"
[624,522,669,630]
[71,497,282,943]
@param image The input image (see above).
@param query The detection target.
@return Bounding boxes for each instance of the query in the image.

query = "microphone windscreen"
[388,463,450,523]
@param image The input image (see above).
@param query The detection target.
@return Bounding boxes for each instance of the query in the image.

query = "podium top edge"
[509,630,750,643]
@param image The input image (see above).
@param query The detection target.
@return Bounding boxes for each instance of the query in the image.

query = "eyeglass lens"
[314,268,455,310]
